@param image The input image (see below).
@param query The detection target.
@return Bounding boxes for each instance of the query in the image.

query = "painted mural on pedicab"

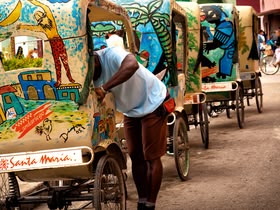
[176,1,201,94]
[236,5,259,74]
[108,0,179,87]
[0,0,119,155]
[199,3,239,86]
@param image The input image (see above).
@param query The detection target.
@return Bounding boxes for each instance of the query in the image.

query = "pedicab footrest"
[0,146,94,173]
[184,92,206,105]
[202,81,238,93]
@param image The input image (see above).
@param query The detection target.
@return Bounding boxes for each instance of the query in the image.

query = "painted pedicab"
[110,0,190,181]
[199,3,245,129]
[0,0,136,209]
[177,1,209,149]
[237,5,263,113]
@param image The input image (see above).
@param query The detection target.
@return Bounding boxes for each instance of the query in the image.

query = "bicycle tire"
[260,55,280,75]
[93,154,126,210]
[236,85,245,129]
[255,76,263,113]
[199,103,209,149]
[173,115,190,181]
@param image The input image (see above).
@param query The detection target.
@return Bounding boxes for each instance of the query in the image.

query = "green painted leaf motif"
[186,10,198,29]
[91,24,115,37]
[188,33,198,51]
[153,13,170,26]
[147,0,163,12]
[123,3,149,26]
[125,3,148,14]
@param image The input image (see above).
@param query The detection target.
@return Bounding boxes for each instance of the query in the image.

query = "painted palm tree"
[121,0,178,86]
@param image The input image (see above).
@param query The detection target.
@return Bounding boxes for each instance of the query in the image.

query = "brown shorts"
[123,107,167,161]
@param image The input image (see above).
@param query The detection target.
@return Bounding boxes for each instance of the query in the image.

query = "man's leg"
[142,111,167,208]
[123,116,148,204]
[146,158,163,204]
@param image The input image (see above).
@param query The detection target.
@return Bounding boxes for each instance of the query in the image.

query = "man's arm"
[94,54,139,100]
[102,54,139,91]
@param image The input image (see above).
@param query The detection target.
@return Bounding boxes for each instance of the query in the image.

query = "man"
[93,46,169,210]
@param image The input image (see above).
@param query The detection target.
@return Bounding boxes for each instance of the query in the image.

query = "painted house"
[18,70,57,100]
[0,85,24,117]
[56,83,82,103]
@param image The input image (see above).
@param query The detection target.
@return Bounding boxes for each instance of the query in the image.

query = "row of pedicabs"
[103,0,262,181]
[0,0,263,209]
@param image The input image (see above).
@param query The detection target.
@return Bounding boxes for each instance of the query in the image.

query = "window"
[4,95,12,104]
[27,75,32,81]
[0,36,43,71]
[37,74,43,80]
[62,92,68,97]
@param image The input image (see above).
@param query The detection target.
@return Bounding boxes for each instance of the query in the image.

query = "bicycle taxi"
[0,0,136,209]
[110,0,191,181]
[236,5,263,113]
[199,3,245,128]
[177,1,210,149]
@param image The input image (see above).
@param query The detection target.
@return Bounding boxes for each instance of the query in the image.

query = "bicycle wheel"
[199,103,209,149]
[94,154,126,210]
[236,85,245,129]
[0,173,21,210]
[255,76,263,113]
[173,115,190,181]
[260,55,280,75]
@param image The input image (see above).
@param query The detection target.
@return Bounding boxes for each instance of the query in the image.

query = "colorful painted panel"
[236,5,259,73]
[0,0,120,157]
[177,1,202,93]
[111,0,185,86]
[199,3,239,83]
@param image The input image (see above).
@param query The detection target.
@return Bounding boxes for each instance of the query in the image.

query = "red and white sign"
[0,148,84,172]
[202,82,233,92]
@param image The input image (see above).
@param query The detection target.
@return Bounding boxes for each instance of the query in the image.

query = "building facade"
[236,0,260,13]
[258,0,280,39]
[237,0,280,38]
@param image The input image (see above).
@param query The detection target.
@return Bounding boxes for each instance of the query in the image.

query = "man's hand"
[94,87,106,104]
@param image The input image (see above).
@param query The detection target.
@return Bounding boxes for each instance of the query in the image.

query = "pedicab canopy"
[0,0,130,181]
[199,3,240,93]
[236,5,259,75]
